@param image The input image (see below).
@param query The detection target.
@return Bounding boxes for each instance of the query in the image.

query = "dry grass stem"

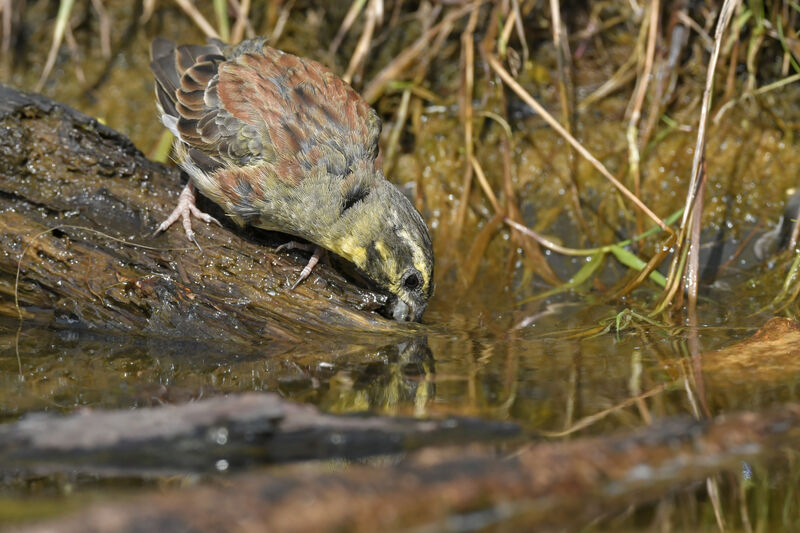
[626,0,659,235]
[140,0,156,24]
[713,72,800,124]
[661,0,739,316]
[409,5,450,83]
[789,217,800,253]
[62,22,85,84]
[547,0,587,235]
[328,0,366,60]
[579,54,638,111]
[571,13,628,43]
[36,0,75,92]
[460,214,504,288]
[90,0,111,58]
[630,350,653,424]
[269,0,293,44]
[1,0,9,55]
[613,243,672,298]
[510,0,529,64]
[549,0,571,128]
[362,2,478,104]
[504,219,584,257]
[538,384,667,438]
[500,5,515,49]
[653,233,688,316]
[745,31,765,93]
[676,9,714,51]
[400,84,441,104]
[229,0,253,43]
[174,0,220,40]
[343,0,382,84]
[469,156,502,215]
[707,476,727,532]
[720,13,742,104]
[453,6,479,241]
[383,87,411,173]
[640,15,688,150]
[487,54,668,232]
[686,168,706,322]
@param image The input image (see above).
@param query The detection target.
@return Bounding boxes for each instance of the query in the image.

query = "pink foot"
[277,242,325,289]
[154,183,221,248]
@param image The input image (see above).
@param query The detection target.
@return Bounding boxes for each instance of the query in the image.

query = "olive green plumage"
[150,37,434,321]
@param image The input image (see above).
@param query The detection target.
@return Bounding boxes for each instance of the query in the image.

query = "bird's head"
[327,178,434,322]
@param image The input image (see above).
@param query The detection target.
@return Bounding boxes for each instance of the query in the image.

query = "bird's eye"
[403,272,421,291]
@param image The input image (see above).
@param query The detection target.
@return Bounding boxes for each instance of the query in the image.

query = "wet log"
[0,392,521,475]
[0,84,403,343]
[11,403,800,533]
[703,317,800,383]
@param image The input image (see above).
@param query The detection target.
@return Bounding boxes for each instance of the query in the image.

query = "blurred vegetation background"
[2,0,800,325]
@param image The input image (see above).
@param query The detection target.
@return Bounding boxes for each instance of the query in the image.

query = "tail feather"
[150,38,180,118]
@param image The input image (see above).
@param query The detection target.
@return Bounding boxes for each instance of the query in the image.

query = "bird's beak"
[388,297,426,322]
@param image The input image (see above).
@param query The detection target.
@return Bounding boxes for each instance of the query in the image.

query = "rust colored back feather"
[151,37,384,222]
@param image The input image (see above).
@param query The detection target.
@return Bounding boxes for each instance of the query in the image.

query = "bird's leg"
[277,242,326,289]
[276,241,316,253]
[291,246,325,289]
[154,182,221,248]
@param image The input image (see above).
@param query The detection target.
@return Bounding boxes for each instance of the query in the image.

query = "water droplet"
[210,426,229,445]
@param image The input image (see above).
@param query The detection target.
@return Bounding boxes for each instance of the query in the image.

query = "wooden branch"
[0,84,406,343]
[14,401,800,532]
[0,392,521,474]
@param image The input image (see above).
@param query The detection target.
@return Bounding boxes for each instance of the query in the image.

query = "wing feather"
[150,37,383,212]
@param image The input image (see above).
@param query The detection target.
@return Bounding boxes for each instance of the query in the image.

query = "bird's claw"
[280,245,324,290]
[153,183,220,248]
[276,241,315,253]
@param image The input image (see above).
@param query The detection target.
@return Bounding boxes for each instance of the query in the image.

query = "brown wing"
[151,37,273,173]
[150,38,381,186]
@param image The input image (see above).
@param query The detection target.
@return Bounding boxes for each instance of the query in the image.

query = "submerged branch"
[16,400,800,533]
[0,392,521,474]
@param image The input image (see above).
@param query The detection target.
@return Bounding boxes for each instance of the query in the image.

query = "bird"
[149,37,434,322]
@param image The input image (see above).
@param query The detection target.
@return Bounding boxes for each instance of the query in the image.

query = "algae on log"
[0,85,402,343]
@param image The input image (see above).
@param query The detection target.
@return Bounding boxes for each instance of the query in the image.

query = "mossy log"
[0,84,405,344]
